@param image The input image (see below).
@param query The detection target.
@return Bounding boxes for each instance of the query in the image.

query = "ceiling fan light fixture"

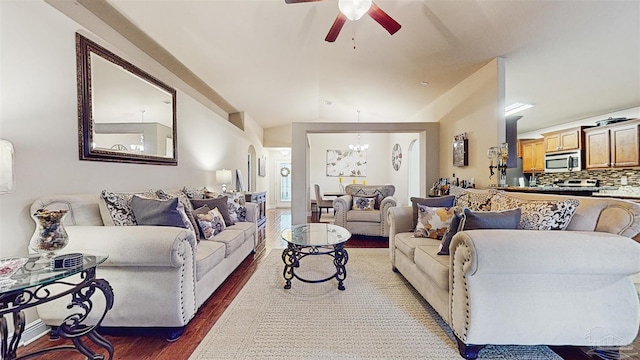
[338,0,372,21]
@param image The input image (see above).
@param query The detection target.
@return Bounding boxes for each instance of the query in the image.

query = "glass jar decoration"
[30,209,69,258]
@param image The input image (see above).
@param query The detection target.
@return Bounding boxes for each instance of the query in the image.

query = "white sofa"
[388,189,640,358]
[30,189,258,340]
[333,184,397,237]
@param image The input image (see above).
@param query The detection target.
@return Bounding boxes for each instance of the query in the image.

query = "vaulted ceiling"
[105,0,639,134]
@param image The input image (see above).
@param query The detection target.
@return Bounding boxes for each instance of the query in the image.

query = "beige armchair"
[333,184,396,237]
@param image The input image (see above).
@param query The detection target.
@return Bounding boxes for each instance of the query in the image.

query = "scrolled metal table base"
[282,243,349,290]
[0,268,114,360]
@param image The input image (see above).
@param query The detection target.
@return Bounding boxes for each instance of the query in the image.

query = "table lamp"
[216,169,232,193]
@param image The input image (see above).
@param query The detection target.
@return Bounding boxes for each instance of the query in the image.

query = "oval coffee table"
[281,223,351,290]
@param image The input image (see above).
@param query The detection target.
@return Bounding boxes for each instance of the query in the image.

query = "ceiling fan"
[285,0,401,42]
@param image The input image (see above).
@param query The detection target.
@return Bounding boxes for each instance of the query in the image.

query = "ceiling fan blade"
[325,13,347,42]
[367,3,401,35]
[284,0,324,3]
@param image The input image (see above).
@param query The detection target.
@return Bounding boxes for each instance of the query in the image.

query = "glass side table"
[281,223,351,290]
[0,253,113,360]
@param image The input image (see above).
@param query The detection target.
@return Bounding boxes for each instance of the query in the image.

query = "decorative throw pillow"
[227,197,247,223]
[191,197,235,226]
[410,195,456,229]
[100,189,158,226]
[130,196,187,228]
[156,189,201,239]
[350,189,384,209]
[453,189,496,211]
[437,208,464,255]
[461,208,522,230]
[195,207,227,240]
[181,186,209,200]
[414,204,457,239]
[352,196,376,211]
[491,192,580,230]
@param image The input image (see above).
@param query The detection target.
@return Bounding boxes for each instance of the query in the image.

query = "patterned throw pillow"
[352,196,376,211]
[191,197,234,226]
[227,197,247,223]
[414,204,456,239]
[410,196,456,229]
[181,186,209,200]
[452,189,495,211]
[195,207,227,240]
[491,192,580,230]
[100,189,158,226]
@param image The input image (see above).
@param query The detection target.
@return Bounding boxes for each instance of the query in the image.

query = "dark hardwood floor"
[18,209,639,359]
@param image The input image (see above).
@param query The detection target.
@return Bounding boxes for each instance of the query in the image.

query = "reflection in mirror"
[77,33,177,165]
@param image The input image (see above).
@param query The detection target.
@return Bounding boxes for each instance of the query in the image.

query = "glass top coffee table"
[281,223,351,290]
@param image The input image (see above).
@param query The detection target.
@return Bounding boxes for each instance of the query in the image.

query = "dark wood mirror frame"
[76,33,178,165]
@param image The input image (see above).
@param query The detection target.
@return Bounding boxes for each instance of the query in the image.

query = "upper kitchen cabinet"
[584,119,640,169]
[519,138,545,173]
[542,126,587,153]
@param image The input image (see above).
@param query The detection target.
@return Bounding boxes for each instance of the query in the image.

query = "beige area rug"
[189,248,562,359]
[318,211,335,224]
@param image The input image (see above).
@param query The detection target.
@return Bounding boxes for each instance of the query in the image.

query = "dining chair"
[314,184,334,220]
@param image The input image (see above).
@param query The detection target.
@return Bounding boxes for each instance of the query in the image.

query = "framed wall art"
[453,134,468,167]
[326,150,367,177]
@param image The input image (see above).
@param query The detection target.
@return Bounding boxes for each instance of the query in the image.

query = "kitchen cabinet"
[245,191,267,256]
[542,126,587,153]
[519,138,545,172]
[584,120,640,169]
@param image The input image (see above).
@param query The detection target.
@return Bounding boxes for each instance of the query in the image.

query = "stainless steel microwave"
[544,151,582,173]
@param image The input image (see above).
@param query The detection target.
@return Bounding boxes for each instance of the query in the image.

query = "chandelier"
[349,110,369,151]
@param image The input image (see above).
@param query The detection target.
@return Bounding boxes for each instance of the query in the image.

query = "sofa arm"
[449,229,640,345]
[388,206,414,265]
[333,195,352,228]
[243,202,258,223]
[379,196,397,237]
[63,225,196,267]
[450,230,640,276]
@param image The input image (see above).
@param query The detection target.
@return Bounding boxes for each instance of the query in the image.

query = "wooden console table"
[245,191,267,257]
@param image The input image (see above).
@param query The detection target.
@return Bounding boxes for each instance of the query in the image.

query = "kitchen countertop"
[503,186,617,192]
[592,186,640,199]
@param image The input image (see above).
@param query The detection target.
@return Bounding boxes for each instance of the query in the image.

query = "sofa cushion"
[194,240,226,281]
[191,197,234,226]
[352,196,376,211]
[227,221,255,240]
[346,209,381,222]
[414,245,450,290]
[491,192,580,230]
[414,204,456,239]
[99,189,158,226]
[195,208,227,240]
[130,196,186,227]
[395,232,441,261]
[208,228,245,257]
[410,195,456,229]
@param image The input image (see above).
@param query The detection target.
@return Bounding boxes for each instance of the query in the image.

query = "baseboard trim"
[11,319,50,347]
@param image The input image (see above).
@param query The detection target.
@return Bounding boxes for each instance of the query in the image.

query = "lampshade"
[338,0,372,21]
[0,139,15,194]
[216,169,232,185]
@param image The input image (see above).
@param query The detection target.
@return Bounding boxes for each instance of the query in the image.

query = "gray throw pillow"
[461,208,522,230]
[130,196,187,228]
[191,196,234,226]
[410,195,456,229]
[437,208,521,256]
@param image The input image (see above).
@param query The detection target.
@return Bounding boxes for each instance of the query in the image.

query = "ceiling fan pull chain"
[352,34,357,50]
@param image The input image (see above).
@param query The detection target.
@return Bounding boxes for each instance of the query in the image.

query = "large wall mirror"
[76,33,177,165]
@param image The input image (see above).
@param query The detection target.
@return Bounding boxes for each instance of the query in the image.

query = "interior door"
[276,161,292,208]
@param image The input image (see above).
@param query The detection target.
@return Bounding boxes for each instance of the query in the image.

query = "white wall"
[0,1,266,257]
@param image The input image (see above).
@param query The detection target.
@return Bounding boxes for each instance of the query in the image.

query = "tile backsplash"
[535,169,640,187]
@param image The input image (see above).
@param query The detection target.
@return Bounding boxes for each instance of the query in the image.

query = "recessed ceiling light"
[325,100,333,105]
[420,81,429,86]
[505,103,534,116]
